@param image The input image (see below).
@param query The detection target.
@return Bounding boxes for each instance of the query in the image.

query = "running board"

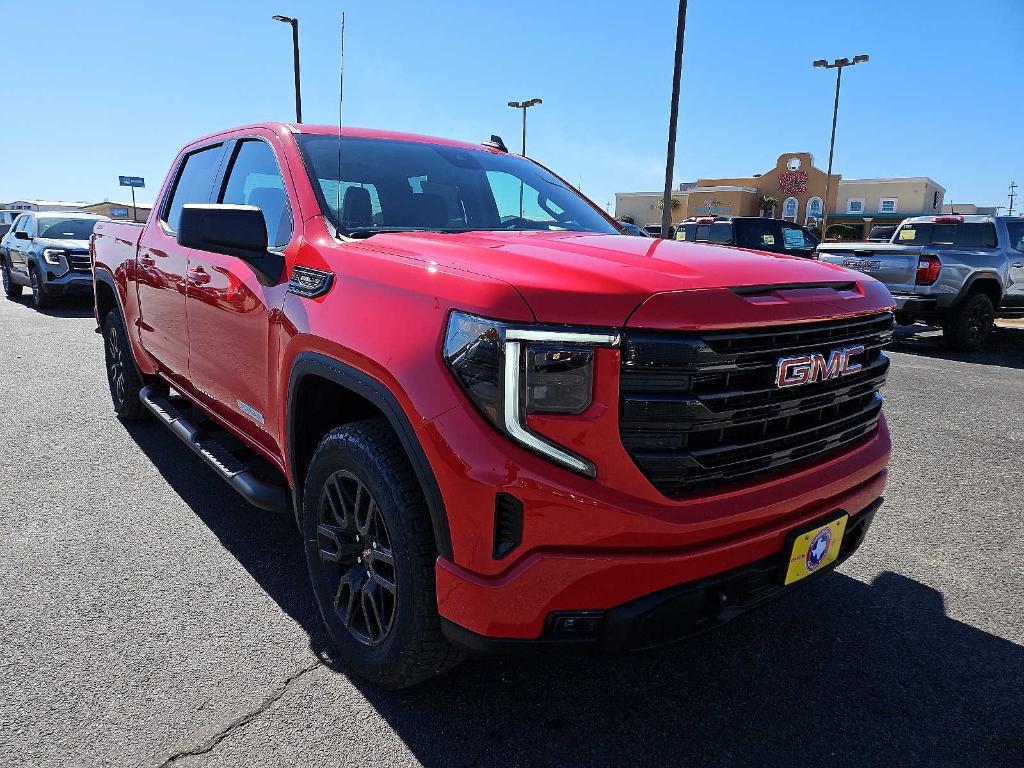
[139,385,289,513]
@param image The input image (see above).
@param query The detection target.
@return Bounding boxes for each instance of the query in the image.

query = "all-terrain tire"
[102,309,149,421]
[29,266,54,309]
[942,292,995,352]
[303,419,462,689]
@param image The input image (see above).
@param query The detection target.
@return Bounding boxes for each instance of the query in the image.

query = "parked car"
[642,223,674,238]
[676,216,820,258]
[618,221,650,237]
[815,215,1024,350]
[1,211,108,308]
[867,224,899,243]
[92,123,894,689]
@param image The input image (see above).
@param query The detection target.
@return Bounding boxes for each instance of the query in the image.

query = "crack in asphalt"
[152,660,323,767]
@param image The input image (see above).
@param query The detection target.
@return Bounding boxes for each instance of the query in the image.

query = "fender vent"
[288,265,334,298]
[493,493,523,560]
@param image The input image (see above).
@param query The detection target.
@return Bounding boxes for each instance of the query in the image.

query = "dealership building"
[615,152,948,237]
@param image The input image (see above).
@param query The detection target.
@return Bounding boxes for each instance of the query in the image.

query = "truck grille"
[66,250,91,273]
[619,312,893,496]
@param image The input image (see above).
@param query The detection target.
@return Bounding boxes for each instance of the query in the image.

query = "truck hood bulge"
[369,230,894,330]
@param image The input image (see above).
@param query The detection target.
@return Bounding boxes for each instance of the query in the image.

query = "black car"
[676,216,820,258]
[618,221,651,237]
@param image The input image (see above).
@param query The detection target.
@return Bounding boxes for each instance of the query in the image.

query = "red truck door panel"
[185,138,294,454]
[137,143,226,379]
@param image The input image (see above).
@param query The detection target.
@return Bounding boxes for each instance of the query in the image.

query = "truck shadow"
[123,420,1023,768]
[890,323,1024,369]
[6,293,94,319]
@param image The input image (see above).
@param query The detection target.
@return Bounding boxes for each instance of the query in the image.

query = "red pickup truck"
[91,123,894,689]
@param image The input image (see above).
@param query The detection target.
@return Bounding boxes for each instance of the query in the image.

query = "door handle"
[138,252,156,267]
[186,267,211,285]
[1011,263,1023,269]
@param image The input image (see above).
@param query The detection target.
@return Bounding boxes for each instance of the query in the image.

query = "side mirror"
[14,230,30,240]
[177,204,283,284]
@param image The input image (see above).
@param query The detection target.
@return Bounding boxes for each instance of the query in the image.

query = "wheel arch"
[959,272,1003,308]
[286,352,453,560]
[93,267,121,323]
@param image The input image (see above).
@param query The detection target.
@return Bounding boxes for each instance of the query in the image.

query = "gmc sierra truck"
[816,215,1024,350]
[91,123,894,689]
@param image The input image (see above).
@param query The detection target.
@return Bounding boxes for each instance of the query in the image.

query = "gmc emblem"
[775,345,866,388]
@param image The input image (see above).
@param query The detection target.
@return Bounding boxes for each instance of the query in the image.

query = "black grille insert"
[619,312,893,496]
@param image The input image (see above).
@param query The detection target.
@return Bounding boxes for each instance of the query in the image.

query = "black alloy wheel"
[317,469,398,646]
[965,298,994,346]
[106,323,128,408]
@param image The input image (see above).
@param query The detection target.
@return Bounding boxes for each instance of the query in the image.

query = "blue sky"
[3,0,1021,212]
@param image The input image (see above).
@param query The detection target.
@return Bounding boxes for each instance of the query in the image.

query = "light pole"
[273,15,303,123]
[813,54,868,239]
[507,98,542,156]
[660,0,688,240]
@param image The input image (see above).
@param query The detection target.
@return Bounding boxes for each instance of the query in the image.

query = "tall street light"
[507,98,542,156]
[660,0,688,240]
[813,54,868,239]
[273,15,303,123]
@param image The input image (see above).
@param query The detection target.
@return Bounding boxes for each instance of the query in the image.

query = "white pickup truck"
[816,215,1024,350]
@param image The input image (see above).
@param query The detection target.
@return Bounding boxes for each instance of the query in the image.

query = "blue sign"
[109,207,130,219]
[119,175,145,188]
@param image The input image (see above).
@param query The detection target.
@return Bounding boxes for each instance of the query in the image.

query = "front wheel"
[303,419,462,689]
[29,267,53,309]
[942,292,995,352]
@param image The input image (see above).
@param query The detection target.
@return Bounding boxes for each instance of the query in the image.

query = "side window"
[23,216,36,237]
[953,223,997,248]
[12,215,27,233]
[782,225,813,251]
[1006,222,1024,253]
[220,140,293,248]
[163,144,224,233]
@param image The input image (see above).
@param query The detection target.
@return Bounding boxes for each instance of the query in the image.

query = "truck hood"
[35,237,91,250]
[367,230,894,328]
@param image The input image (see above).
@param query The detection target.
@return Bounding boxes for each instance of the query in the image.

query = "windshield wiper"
[337,226,429,239]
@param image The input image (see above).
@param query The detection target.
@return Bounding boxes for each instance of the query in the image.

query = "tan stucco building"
[615,153,947,238]
[615,153,840,229]
[80,201,152,221]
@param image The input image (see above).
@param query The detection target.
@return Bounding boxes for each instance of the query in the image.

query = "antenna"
[336,12,346,226]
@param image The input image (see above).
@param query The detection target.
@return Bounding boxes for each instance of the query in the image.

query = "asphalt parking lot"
[1,295,1021,768]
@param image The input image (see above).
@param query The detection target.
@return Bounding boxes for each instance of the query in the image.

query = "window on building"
[805,197,823,224]
[847,198,865,214]
[879,198,898,214]
[782,197,798,221]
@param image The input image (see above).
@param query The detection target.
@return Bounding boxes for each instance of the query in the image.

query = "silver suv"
[1,211,107,309]
[816,215,1024,350]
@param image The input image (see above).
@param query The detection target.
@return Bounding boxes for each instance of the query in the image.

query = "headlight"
[443,311,618,476]
[42,248,65,266]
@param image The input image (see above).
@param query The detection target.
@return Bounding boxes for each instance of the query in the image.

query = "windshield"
[36,218,99,240]
[296,135,617,237]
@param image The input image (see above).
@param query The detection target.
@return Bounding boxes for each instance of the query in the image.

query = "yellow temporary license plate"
[784,515,848,585]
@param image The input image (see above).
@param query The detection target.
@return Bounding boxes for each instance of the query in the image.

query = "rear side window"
[781,226,815,250]
[708,222,734,244]
[1006,221,1024,253]
[954,223,997,248]
[163,144,224,232]
[220,140,293,248]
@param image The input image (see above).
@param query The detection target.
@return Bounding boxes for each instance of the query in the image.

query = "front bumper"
[41,269,92,297]
[426,399,890,640]
[442,498,880,653]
